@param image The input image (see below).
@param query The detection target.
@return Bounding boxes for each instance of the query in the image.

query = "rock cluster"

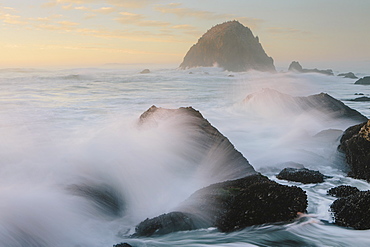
[339,120,370,181]
[338,72,358,79]
[179,21,275,72]
[288,61,333,75]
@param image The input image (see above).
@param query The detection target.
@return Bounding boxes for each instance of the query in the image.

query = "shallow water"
[0,67,370,246]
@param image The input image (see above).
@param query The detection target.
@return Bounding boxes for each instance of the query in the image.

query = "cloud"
[44,0,158,8]
[155,3,264,29]
[171,24,196,30]
[115,11,170,27]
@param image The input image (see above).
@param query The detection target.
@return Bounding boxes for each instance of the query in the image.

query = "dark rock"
[355,76,370,85]
[114,243,133,247]
[139,106,256,183]
[327,185,360,198]
[134,174,307,235]
[276,168,325,184]
[338,120,370,181]
[338,72,358,79]
[179,21,275,72]
[288,61,333,75]
[140,69,150,74]
[135,212,203,237]
[243,88,368,123]
[355,93,364,95]
[67,183,125,217]
[330,191,370,229]
[349,96,370,102]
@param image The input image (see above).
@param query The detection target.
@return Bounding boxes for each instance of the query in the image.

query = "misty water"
[0,67,370,247]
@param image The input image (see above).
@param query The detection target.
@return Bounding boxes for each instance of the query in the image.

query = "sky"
[1,0,370,71]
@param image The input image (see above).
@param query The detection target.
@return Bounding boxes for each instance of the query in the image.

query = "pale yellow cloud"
[267,27,310,35]
[115,11,170,27]
[171,24,196,30]
[45,0,158,8]
[92,7,116,14]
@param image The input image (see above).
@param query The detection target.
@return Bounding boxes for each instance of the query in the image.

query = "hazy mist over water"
[0,67,370,246]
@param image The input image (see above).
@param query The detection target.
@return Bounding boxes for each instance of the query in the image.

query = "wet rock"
[288,61,333,75]
[355,76,370,85]
[140,69,150,74]
[134,174,307,235]
[339,120,370,181]
[338,72,358,79]
[179,21,275,72]
[139,106,256,183]
[135,212,202,237]
[330,191,370,229]
[327,185,360,198]
[276,168,325,184]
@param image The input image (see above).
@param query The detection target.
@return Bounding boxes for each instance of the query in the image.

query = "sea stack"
[179,21,275,72]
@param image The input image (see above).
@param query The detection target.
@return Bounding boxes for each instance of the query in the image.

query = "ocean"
[0,66,369,247]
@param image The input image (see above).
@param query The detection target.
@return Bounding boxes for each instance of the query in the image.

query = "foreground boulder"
[134,174,307,236]
[179,21,275,72]
[338,72,358,79]
[327,185,360,198]
[339,120,370,181]
[288,61,333,75]
[330,191,370,229]
[243,88,368,123]
[139,106,256,183]
[276,168,325,184]
[355,76,370,85]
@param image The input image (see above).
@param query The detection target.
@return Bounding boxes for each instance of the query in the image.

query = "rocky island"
[179,21,276,72]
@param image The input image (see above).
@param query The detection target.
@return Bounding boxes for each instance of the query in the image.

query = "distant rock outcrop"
[276,168,325,184]
[288,61,333,75]
[339,120,370,181]
[338,72,358,79]
[243,88,368,123]
[355,76,370,85]
[140,69,150,74]
[135,174,307,236]
[349,96,370,102]
[179,21,275,72]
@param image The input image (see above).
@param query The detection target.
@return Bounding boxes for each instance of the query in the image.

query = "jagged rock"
[243,88,368,123]
[338,72,358,79]
[330,191,370,229]
[339,120,370,181]
[276,168,325,184]
[179,21,275,72]
[288,61,333,75]
[140,69,150,74]
[139,106,256,183]
[134,174,307,236]
[327,185,360,198]
[349,96,370,102]
[355,76,370,85]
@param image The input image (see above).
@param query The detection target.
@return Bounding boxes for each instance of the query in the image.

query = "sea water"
[0,66,370,247]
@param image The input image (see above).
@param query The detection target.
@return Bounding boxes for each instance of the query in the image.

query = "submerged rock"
[243,88,368,123]
[330,191,370,229]
[179,20,275,72]
[327,185,360,198]
[139,106,256,183]
[134,174,307,236]
[276,168,325,184]
[288,61,333,75]
[354,76,370,85]
[113,243,133,247]
[338,72,358,79]
[339,120,370,181]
